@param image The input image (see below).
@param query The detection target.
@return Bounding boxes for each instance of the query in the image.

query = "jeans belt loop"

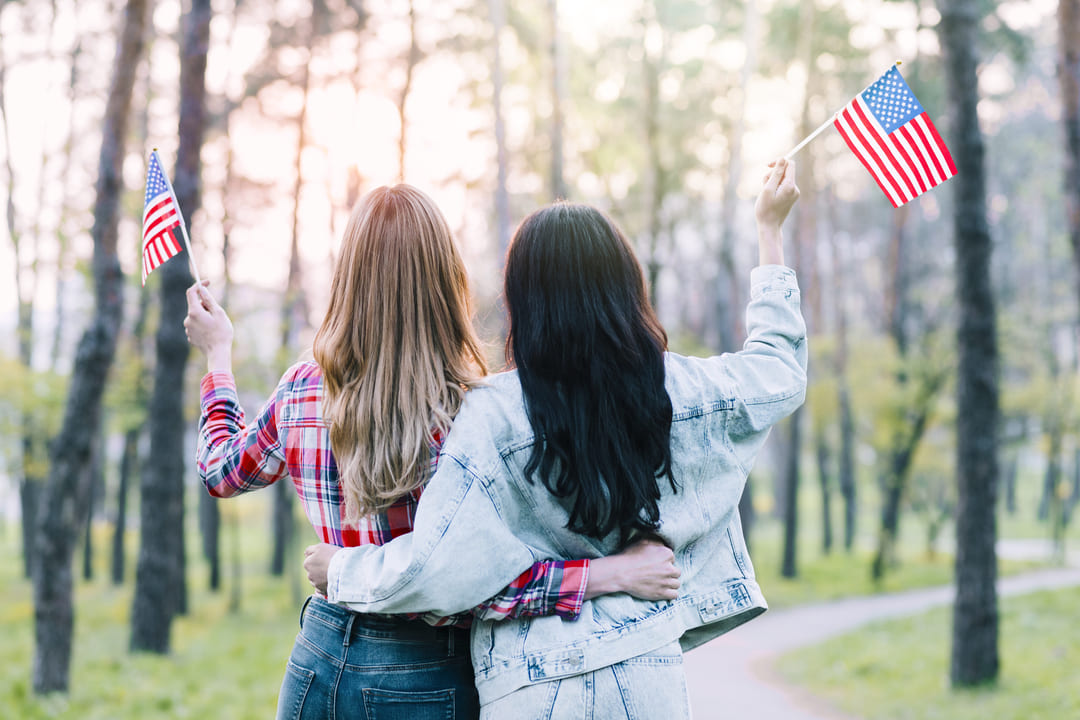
[342,611,356,647]
[299,595,313,630]
[448,627,456,657]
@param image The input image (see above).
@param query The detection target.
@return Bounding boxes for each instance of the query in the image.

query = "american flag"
[833,66,956,208]
[142,151,183,285]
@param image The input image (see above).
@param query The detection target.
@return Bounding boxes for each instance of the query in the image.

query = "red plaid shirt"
[197,362,588,627]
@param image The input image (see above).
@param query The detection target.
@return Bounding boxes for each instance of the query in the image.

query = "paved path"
[684,540,1080,720]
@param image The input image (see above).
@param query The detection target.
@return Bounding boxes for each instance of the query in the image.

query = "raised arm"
[186,282,289,497]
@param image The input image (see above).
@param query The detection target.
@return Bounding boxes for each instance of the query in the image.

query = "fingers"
[763,158,789,191]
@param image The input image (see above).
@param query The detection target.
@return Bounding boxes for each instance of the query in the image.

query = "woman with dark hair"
[304,159,805,717]
[184,184,681,720]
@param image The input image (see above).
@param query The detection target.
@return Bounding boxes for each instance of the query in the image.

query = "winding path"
[684,540,1080,720]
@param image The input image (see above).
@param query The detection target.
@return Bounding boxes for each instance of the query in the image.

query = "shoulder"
[444,370,532,455]
[275,360,326,404]
[279,359,324,387]
[663,351,735,419]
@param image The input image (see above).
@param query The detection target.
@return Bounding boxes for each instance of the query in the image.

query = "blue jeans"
[479,641,691,720]
[276,596,479,720]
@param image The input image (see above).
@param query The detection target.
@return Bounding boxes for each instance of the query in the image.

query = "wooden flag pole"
[151,148,202,284]
[783,60,903,161]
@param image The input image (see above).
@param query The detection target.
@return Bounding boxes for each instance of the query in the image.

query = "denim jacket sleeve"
[325,452,539,618]
[693,264,807,469]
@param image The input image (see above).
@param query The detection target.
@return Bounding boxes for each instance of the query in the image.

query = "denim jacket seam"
[741,385,804,408]
[671,399,736,422]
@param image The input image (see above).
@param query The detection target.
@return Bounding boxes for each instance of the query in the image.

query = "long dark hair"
[504,202,675,543]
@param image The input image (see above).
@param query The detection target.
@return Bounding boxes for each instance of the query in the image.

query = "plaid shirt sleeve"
[197,370,289,497]
[470,559,590,621]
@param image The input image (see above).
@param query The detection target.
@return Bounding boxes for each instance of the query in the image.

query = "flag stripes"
[141,151,185,285]
[833,67,956,208]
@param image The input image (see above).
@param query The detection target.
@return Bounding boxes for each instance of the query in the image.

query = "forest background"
[1,0,1078,717]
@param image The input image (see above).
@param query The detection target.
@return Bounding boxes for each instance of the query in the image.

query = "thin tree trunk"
[738,477,755,553]
[271,2,316,579]
[112,428,136,585]
[397,0,418,183]
[1003,453,1017,515]
[780,409,801,578]
[640,7,664,310]
[1058,0,1080,316]
[81,424,105,581]
[871,370,945,580]
[940,0,1000,687]
[827,188,857,551]
[132,0,212,652]
[816,433,833,554]
[548,0,566,200]
[32,0,149,694]
[715,0,758,354]
[1,9,46,583]
[51,34,84,367]
[489,0,510,260]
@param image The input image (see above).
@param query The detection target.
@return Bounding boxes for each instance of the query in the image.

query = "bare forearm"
[758,225,785,266]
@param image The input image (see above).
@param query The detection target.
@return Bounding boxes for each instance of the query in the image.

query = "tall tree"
[31,0,151,694]
[715,0,758,355]
[131,0,211,653]
[547,0,566,200]
[1060,0,1080,316]
[939,0,1000,687]
[489,0,511,262]
[270,0,321,580]
[397,0,420,183]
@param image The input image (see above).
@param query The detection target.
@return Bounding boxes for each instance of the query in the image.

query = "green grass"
[0,468,1073,718]
[0,496,305,719]
[775,586,1080,720]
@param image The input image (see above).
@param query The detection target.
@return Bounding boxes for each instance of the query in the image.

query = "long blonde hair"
[312,185,488,522]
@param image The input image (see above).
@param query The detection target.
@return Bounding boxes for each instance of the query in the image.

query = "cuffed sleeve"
[471,559,590,622]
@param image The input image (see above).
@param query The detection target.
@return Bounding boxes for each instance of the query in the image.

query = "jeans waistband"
[300,595,471,654]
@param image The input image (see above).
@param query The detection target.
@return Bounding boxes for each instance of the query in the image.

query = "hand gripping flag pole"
[142,148,202,285]
[783,62,956,208]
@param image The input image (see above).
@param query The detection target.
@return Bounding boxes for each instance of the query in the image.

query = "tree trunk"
[131,0,212,653]
[828,188,857,552]
[489,0,510,262]
[714,0,758,354]
[1003,453,1017,515]
[31,0,149,694]
[816,432,833,554]
[837,384,856,551]
[1,12,47,583]
[738,477,755,554]
[81,425,105,581]
[1058,0,1080,316]
[780,409,801,578]
[548,0,566,200]
[271,1,317,578]
[940,0,1000,687]
[199,489,221,590]
[397,0,419,183]
[112,428,137,585]
[20,475,41,578]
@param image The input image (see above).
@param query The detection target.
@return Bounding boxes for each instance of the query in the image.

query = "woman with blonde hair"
[184,184,679,720]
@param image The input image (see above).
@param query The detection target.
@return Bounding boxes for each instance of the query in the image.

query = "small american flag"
[834,66,956,208]
[142,151,183,285]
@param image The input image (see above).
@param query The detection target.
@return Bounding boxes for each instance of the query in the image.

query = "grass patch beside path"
[0,527,300,720]
[775,586,1080,720]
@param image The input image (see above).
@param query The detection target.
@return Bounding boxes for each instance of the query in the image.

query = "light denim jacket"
[325,264,807,704]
